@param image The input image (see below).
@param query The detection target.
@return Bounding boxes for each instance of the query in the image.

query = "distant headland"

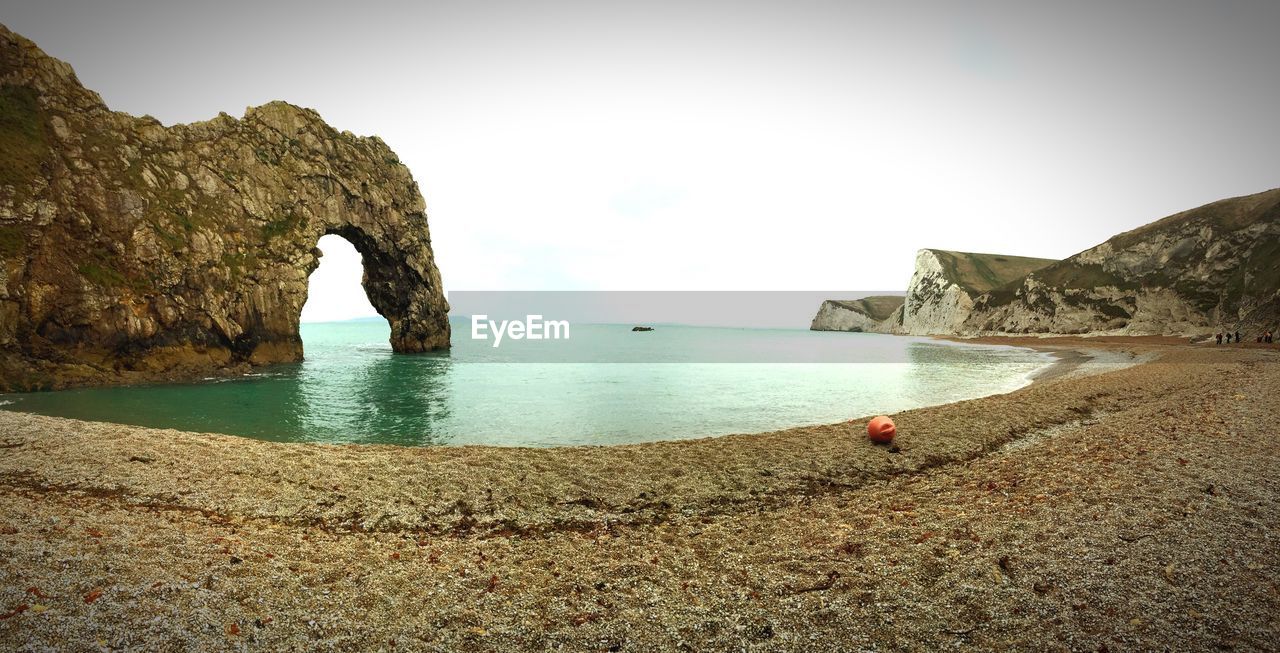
[813,189,1280,338]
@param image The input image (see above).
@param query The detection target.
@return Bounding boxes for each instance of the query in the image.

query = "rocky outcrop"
[890,249,1056,335]
[0,25,449,390]
[809,296,903,332]
[965,189,1280,336]
[808,191,1279,339]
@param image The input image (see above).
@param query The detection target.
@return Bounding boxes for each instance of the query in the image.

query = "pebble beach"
[1,338,1278,651]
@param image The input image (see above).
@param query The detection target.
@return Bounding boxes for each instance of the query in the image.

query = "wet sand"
[1,338,1278,651]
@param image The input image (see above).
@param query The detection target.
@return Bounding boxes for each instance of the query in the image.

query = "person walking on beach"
[1216,332,1223,345]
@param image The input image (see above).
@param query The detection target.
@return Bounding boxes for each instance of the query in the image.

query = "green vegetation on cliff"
[826,296,904,322]
[0,84,49,197]
[0,224,24,258]
[926,250,1055,294]
[968,188,1280,334]
[75,262,126,287]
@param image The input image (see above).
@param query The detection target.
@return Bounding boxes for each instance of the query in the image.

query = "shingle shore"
[1,339,1277,651]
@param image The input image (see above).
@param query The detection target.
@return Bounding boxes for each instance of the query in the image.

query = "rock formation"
[965,189,1280,335]
[0,25,449,391]
[816,190,1280,338]
[888,250,1057,335]
[809,296,903,332]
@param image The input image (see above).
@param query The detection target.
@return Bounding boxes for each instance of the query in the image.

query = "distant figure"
[1266,330,1274,344]
[1216,332,1223,345]
[1236,330,1242,343]
[1225,332,1233,343]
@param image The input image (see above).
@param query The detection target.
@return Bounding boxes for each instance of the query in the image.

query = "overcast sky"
[4,0,1278,322]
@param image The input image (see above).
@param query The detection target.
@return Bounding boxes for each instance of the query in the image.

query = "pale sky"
[3,1,1278,322]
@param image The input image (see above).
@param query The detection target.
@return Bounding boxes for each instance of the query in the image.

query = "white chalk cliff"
[811,188,1280,338]
[886,249,1057,335]
[809,297,904,333]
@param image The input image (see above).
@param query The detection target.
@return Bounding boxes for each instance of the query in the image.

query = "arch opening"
[301,234,382,326]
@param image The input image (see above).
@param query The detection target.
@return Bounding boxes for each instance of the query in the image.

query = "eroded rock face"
[966,189,1280,336]
[810,193,1279,339]
[878,188,1280,338]
[898,250,979,335]
[891,249,1057,335]
[809,296,904,333]
[810,301,879,332]
[0,25,449,390]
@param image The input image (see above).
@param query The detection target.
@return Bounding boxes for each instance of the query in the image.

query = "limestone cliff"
[809,296,903,332]
[966,189,1280,336]
[0,25,449,390]
[889,249,1056,335]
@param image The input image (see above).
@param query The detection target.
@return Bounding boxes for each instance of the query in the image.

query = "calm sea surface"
[0,319,1052,446]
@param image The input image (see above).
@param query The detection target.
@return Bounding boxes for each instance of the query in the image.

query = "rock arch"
[0,25,450,390]
[305,222,450,354]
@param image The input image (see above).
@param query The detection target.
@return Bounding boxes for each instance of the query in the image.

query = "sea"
[0,318,1053,447]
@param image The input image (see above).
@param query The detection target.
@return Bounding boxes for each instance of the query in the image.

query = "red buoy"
[867,415,896,444]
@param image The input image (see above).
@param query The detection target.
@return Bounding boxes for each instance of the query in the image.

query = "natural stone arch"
[154,103,453,369]
[302,222,450,354]
[0,26,450,389]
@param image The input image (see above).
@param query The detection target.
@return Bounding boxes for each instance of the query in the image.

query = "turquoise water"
[0,319,1052,446]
